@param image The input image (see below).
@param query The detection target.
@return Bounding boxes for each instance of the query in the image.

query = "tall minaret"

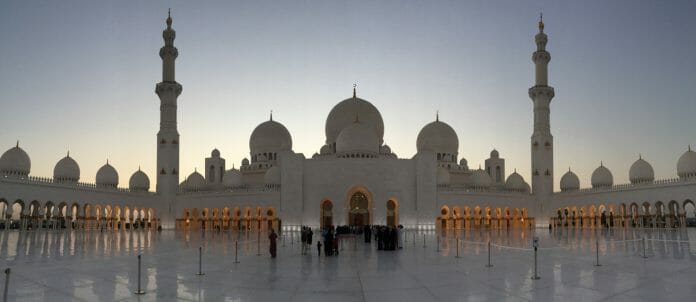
[155,10,182,228]
[529,15,554,208]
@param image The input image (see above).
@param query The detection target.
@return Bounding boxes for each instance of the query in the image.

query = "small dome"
[129,169,150,192]
[320,144,332,155]
[629,156,654,184]
[459,158,469,169]
[560,169,580,191]
[264,166,281,185]
[470,168,491,189]
[211,149,220,158]
[505,170,527,191]
[490,149,499,158]
[53,153,80,183]
[380,144,392,155]
[184,171,205,190]
[249,119,292,156]
[96,162,119,188]
[242,158,250,166]
[0,143,31,177]
[416,119,459,156]
[222,168,243,188]
[677,147,696,178]
[591,163,613,188]
[326,96,384,146]
[336,121,380,155]
[437,167,450,185]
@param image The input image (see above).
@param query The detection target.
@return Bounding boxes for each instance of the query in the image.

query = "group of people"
[268,224,406,259]
[318,226,340,256]
[369,225,403,250]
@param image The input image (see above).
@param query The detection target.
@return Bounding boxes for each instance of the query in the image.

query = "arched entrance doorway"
[348,191,370,226]
[321,200,333,228]
[386,200,398,227]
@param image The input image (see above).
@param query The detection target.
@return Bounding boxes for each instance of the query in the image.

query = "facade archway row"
[0,198,158,230]
[436,203,533,230]
[177,205,280,232]
[550,199,695,228]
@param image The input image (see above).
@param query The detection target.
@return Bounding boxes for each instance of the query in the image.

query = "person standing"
[307,227,313,250]
[301,227,307,255]
[269,229,278,258]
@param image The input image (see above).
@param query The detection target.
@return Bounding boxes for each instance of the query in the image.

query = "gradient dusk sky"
[1,0,694,190]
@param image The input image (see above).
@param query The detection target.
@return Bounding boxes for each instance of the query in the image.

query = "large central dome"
[249,119,292,156]
[325,96,384,146]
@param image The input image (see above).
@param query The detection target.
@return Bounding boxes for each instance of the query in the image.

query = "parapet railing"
[557,177,696,194]
[1,175,145,194]
[178,184,280,195]
[439,184,530,195]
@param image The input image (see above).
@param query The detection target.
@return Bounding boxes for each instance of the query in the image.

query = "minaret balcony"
[528,86,554,99]
[156,82,183,96]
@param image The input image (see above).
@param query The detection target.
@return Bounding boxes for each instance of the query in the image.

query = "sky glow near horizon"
[0,0,695,190]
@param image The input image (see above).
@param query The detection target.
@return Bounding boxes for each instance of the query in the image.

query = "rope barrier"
[490,243,533,251]
[645,238,693,243]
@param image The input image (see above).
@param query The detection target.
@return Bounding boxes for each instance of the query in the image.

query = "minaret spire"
[529,16,555,213]
[155,10,183,229]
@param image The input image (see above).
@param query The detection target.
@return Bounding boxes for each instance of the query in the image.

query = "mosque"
[1,14,695,232]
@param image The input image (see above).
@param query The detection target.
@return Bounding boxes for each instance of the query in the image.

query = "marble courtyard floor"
[1,227,695,301]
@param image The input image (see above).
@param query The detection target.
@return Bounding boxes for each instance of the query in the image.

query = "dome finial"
[16,140,19,148]
[568,166,571,172]
[639,153,642,160]
[166,8,172,28]
[538,12,544,32]
[514,168,517,173]
[138,165,141,171]
[67,150,70,157]
[436,110,439,122]
[600,161,603,167]
[106,158,109,165]
[689,145,692,152]
[353,83,357,99]
[270,110,273,121]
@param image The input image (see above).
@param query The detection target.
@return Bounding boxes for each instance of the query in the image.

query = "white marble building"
[1,14,695,232]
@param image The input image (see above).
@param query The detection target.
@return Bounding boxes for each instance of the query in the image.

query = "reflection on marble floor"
[1,227,695,301]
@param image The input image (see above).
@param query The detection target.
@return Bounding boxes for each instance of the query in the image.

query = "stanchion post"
[486,241,493,268]
[595,239,602,266]
[196,246,205,276]
[234,240,240,264]
[134,254,145,294]
[531,237,540,280]
[455,238,460,258]
[282,234,286,247]
[257,233,261,256]
[642,237,648,258]
[412,233,416,247]
[3,268,10,301]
